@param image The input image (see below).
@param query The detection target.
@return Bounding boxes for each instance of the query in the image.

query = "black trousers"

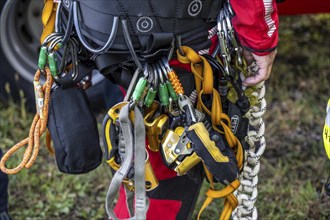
[0,149,9,212]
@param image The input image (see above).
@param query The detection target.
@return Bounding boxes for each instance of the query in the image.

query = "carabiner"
[42,32,62,46]
[158,59,169,80]
[48,36,63,52]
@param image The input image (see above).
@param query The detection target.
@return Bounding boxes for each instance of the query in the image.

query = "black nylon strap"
[74,0,220,49]
[207,0,223,21]
[77,0,218,20]
[95,54,134,89]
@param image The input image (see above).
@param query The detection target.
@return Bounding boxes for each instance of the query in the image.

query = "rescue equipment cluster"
[0,0,268,219]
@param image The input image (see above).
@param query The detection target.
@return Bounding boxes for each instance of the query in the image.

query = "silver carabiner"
[42,32,62,46]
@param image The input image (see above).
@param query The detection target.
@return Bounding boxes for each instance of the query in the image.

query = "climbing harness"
[1,0,271,219]
[101,2,248,218]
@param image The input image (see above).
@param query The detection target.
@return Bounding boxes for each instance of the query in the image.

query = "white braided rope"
[232,82,267,220]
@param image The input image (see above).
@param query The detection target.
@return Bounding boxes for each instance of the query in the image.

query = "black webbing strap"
[72,0,219,49]
[207,0,224,21]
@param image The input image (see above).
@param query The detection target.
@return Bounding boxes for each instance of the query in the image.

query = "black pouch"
[48,86,102,174]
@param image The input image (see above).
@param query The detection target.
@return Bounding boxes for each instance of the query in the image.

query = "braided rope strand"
[0,68,53,174]
[232,82,267,220]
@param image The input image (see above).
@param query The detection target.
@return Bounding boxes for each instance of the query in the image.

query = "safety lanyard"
[105,103,148,220]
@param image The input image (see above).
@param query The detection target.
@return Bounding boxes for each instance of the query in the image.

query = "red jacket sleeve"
[230,0,279,56]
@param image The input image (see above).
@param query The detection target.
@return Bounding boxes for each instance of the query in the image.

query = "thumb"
[243,50,277,86]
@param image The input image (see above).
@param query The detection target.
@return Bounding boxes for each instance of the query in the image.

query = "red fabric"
[114,186,182,220]
[147,148,177,180]
[209,35,218,56]
[113,187,131,219]
[278,0,330,15]
[119,85,126,97]
[230,0,279,55]
[169,60,191,72]
[146,198,181,220]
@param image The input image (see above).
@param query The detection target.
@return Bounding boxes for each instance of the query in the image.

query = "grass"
[1,14,330,219]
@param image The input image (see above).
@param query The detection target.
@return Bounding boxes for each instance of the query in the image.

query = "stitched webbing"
[132,105,148,219]
[105,103,147,220]
[177,46,213,95]
[106,103,134,220]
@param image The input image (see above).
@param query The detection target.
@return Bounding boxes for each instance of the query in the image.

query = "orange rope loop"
[0,68,53,174]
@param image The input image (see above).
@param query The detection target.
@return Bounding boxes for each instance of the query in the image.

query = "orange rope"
[0,68,53,174]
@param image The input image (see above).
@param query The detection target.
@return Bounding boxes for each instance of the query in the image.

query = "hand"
[242,49,277,86]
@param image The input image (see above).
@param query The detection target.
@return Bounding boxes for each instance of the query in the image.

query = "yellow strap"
[42,0,54,25]
[219,197,237,220]
[203,163,214,189]
[177,46,213,94]
[197,196,214,220]
[177,46,244,219]
[196,88,244,170]
[40,0,57,44]
[198,179,240,220]
[220,200,232,220]
[205,179,240,198]
[211,89,223,125]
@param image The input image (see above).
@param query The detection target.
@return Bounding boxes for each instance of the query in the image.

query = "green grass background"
[0,14,329,219]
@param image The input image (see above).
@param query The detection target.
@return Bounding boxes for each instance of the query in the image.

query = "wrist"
[243,46,277,56]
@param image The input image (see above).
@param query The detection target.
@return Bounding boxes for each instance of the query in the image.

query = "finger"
[242,67,269,86]
[243,50,276,86]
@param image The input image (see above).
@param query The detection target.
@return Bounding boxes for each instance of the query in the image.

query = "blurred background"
[0,0,329,219]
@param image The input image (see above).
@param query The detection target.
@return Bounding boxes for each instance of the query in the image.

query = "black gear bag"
[47,86,102,174]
